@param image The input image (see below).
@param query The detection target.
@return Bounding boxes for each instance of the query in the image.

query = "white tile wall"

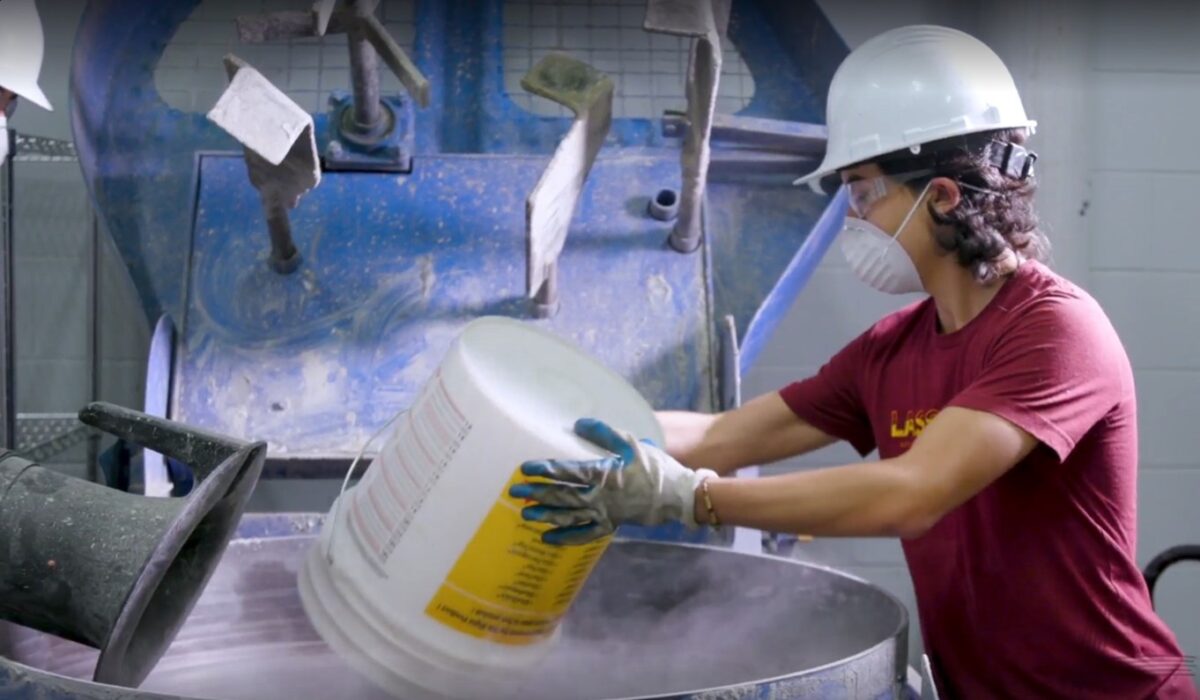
[1090,71,1200,174]
[1091,0,1200,74]
[8,0,150,460]
[1126,371,1200,468]
[814,0,978,49]
[975,0,1092,286]
[748,267,925,370]
[155,0,749,122]
[1091,272,1200,370]
[157,0,417,114]
[1083,19,1200,675]
[1088,171,1200,272]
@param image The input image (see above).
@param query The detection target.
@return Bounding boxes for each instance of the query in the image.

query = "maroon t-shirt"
[780,261,1196,699]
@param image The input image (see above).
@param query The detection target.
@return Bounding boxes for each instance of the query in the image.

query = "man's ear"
[927,177,962,216]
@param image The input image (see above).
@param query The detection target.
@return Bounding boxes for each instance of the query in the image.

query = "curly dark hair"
[872,128,1049,284]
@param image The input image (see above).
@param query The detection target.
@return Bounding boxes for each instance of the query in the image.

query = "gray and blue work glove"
[509,418,718,546]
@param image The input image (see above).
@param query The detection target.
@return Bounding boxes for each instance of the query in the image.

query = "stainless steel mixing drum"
[0,515,911,700]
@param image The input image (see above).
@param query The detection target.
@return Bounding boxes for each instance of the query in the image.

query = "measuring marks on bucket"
[348,370,472,569]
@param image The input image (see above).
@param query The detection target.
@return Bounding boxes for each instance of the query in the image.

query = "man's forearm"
[697,461,932,538]
[656,394,841,477]
[656,410,747,475]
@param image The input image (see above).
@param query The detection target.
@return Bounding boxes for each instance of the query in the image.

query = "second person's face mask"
[839,179,932,294]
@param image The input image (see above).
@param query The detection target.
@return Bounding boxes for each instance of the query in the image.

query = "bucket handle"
[324,410,408,565]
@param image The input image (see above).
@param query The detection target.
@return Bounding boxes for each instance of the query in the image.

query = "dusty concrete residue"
[646,274,672,305]
[186,251,444,455]
[417,254,436,301]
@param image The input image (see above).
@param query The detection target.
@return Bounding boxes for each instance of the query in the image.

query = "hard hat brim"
[791,162,844,195]
[16,81,53,111]
[0,0,54,112]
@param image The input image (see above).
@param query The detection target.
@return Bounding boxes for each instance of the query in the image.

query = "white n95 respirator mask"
[840,180,932,295]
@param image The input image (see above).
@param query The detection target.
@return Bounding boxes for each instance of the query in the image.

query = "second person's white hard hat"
[0,0,54,111]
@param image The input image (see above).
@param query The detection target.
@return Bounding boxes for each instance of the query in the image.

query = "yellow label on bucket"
[425,467,610,645]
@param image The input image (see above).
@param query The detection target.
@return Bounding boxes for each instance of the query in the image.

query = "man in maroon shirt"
[513,24,1196,698]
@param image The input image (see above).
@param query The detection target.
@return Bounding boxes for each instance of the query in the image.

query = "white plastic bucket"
[298,316,664,699]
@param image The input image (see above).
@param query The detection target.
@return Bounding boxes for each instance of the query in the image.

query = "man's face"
[838,162,964,270]
[840,163,925,230]
[839,162,940,271]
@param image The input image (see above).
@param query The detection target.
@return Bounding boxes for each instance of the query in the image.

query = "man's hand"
[509,418,717,546]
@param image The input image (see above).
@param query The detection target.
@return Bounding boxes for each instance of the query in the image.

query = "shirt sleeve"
[947,295,1129,462]
[778,330,877,457]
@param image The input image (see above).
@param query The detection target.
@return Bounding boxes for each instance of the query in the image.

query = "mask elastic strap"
[887,179,934,247]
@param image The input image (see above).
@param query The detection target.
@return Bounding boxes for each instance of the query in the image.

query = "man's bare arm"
[696,406,1040,537]
[656,392,838,476]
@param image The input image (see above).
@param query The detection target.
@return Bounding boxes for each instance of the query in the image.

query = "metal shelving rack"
[2,130,104,479]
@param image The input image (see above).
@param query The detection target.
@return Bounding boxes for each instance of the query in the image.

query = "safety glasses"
[843,169,933,218]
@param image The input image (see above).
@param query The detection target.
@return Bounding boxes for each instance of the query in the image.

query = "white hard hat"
[0,0,53,111]
[796,25,1034,192]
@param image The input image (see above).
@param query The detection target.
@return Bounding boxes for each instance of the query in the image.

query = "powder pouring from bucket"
[298,316,665,699]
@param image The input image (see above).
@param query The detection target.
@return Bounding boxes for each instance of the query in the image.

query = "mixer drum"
[0,514,910,700]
